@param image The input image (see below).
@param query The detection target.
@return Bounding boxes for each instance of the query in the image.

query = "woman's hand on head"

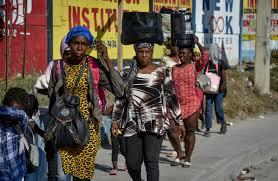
[194,35,199,44]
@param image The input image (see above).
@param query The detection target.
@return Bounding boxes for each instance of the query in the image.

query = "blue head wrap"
[65,26,94,45]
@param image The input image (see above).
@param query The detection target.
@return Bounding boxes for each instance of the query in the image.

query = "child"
[25,94,47,181]
[0,88,30,181]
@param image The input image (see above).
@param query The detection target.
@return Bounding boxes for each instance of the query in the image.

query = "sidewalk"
[93,113,278,181]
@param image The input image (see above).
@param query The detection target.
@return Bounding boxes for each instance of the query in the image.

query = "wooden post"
[117,0,123,72]
[5,0,9,90]
[22,0,27,79]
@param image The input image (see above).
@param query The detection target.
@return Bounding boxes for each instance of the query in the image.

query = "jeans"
[205,92,225,129]
[25,148,47,181]
[125,133,163,181]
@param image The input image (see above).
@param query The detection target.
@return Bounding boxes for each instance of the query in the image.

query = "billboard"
[241,0,278,61]
[0,0,47,78]
[153,0,192,12]
[194,0,241,66]
[52,0,154,60]
[241,0,256,61]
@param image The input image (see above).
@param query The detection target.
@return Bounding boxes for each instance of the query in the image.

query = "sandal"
[167,151,177,158]
[170,158,181,166]
[109,169,118,175]
[183,161,192,168]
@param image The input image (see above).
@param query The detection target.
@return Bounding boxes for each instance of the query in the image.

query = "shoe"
[203,129,210,137]
[180,158,191,167]
[170,158,180,166]
[220,122,227,134]
[183,161,191,168]
[167,151,177,158]
[109,169,118,175]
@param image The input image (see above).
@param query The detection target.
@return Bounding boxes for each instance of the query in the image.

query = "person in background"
[24,94,47,181]
[203,43,227,137]
[192,36,209,132]
[0,88,30,181]
[161,42,180,67]
[32,36,70,181]
[160,43,183,163]
[112,42,183,181]
[104,105,127,176]
[171,36,209,167]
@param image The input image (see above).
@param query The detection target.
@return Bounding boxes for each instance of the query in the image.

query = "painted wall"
[194,0,241,66]
[0,0,47,78]
[52,0,151,60]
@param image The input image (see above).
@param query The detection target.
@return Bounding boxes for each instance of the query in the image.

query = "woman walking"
[203,43,227,137]
[47,26,124,180]
[111,42,183,181]
[172,36,208,167]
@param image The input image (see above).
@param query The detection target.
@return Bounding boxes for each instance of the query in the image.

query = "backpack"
[44,60,89,149]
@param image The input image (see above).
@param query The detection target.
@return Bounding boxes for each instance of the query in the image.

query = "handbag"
[171,11,194,47]
[197,74,211,90]
[45,60,89,149]
[26,127,39,173]
[203,64,221,94]
[121,12,164,45]
[15,125,39,173]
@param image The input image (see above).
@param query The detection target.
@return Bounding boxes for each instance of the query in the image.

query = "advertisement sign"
[195,0,240,65]
[0,0,47,78]
[52,0,150,60]
[153,0,192,12]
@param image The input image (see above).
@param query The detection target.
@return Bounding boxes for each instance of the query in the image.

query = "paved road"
[249,155,278,181]
[93,113,278,181]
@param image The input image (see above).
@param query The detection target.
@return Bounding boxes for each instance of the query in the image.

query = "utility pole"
[22,0,27,79]
[254,0,271,94]
[117,0,123,72]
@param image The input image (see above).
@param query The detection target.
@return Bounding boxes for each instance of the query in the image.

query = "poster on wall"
[194,0,240,66]
[241,0,256,62]
[52,0,150,60]
[0,0,47,78]
[270,0,278,50]
[153,0,192,12]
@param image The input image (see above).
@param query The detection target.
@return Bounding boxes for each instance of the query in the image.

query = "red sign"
[0,0,47,78]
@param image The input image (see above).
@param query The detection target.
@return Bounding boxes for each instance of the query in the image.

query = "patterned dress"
[113,66,182,137]
[172,63,201,119]
[60,63,101,179]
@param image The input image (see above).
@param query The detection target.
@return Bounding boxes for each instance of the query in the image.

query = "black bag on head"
[121,12,164,45]
[44,60,89,149]
[171,11,194,47]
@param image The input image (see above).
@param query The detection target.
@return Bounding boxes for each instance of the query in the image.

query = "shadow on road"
[95,163,112,173]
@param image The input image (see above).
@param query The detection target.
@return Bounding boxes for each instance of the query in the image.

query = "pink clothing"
[172,64,200,119]
[193,50,209,74]
[194,50,209,105]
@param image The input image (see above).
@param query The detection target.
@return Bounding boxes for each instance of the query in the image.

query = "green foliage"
[0,74,49,106]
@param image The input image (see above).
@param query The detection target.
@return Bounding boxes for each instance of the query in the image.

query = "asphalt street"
[93,113,278,181]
